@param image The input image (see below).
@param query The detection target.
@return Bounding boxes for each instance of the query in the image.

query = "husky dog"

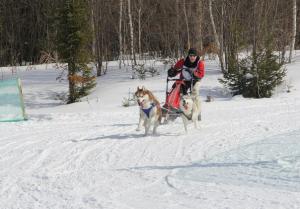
[179,94,201,133]
[135,86,162,135]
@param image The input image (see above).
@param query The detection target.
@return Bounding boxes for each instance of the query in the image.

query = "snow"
[1,54,300,209]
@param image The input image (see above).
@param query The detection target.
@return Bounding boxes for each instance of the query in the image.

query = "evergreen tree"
[56,0,95,103]
[220,48,286,98]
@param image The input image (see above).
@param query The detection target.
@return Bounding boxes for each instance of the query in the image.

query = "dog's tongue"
[184,104,188,110]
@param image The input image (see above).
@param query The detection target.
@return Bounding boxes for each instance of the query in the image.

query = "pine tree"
[56,0,95,103]
[219,48,286,98]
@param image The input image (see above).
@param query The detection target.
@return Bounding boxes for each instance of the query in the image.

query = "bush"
[220,50,286,98]
[134,64,146,80]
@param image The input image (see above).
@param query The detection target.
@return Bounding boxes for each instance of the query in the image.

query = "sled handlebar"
[166,78,194,82]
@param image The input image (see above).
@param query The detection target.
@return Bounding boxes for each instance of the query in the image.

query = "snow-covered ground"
[1,54,300,209]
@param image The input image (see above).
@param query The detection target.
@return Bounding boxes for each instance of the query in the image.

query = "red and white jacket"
[173,57,205,79]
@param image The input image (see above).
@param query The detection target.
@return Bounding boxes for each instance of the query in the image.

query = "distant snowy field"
[0,54,300,209]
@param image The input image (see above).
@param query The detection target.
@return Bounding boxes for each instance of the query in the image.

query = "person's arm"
[193,60,205,79]
[168,59,184,77]
[173,59,184,70]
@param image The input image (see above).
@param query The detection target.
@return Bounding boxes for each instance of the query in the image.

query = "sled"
[161,77,193,122]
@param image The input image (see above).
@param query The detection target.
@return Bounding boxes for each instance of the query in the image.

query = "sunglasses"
[189,54,197,57]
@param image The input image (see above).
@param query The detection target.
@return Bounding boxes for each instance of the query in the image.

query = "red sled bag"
[164,80,185,110]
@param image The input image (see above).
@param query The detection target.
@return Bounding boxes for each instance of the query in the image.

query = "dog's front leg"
[152,119,159,135]
[193,115,199,129]
[192,113,198,129]
[194,120,199,129]
[181,115,188,133]
[144,120,151,136]
[136,112,144,131]
[195,98,202,121]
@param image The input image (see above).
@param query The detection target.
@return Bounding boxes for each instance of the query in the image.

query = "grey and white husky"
[179,83,201,133]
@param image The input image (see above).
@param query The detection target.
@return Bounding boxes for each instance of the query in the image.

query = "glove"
[167,67,177,77]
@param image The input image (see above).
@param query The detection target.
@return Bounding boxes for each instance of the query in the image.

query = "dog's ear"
[137,86,142,91]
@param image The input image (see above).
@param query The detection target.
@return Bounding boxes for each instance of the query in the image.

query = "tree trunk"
[90,0,96,57]
[183,0,191,49]
[119,0,123,69]
[127,0,136,70]
[208,0,225,73]
[95,1,102,76]
[138,0,142,58]
[95,28,102,77]
[208,0,219,48]
[175,0,180,57]
[219,0,225,65]
[68,63,76,103]
[252,0,258,61]
[289,0,297,63]
[193,0,203,51]
[91,0,102,76]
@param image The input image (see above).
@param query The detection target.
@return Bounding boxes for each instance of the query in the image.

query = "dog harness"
[142,103,155,118]
[180,100,193,120]
[181,111,193,121]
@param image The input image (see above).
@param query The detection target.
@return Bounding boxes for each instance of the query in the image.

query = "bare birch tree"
[289,0,297,63]
[119,0,123,69]
[194,0,203,51]
[183,0,191,49]
[208,0,225,73]
[137,0,142,57]
[127,0,136,71]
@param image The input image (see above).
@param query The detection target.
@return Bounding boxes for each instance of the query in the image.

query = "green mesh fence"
[0,78,27,122]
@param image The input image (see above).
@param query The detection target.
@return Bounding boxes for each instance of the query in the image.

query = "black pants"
[181,80,198,95]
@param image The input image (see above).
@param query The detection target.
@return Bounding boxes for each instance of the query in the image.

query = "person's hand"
[168,67,177,77]
[168,67,174,72]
